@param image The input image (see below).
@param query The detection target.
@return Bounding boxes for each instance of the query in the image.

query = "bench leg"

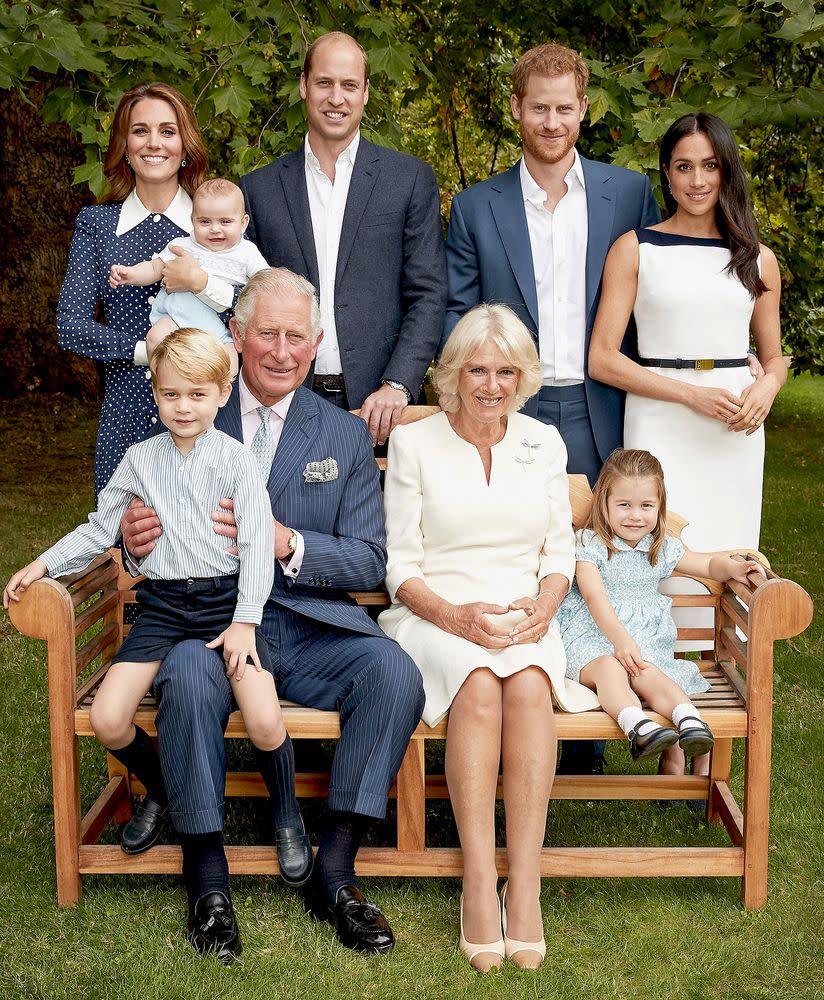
[707,738,732,824]
[396,740,425,854]
[51,730,83,906]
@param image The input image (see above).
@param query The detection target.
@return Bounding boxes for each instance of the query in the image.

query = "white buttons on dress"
[150,417,158,424]
[147,295,155,304]
[153,214,161,222]
[144,370,152,380]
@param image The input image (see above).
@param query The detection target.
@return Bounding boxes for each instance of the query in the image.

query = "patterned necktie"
[251,405,274,481]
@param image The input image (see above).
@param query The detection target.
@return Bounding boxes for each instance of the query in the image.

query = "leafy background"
[0,0,821,396]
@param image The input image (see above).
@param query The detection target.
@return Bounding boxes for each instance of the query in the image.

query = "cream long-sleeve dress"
[378,411,600,726]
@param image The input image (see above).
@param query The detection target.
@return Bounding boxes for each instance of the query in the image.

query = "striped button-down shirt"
[39,427,274,624]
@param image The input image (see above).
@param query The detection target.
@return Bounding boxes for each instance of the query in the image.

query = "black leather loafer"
[275,825,314,887]
[186,891,242,964]
[629,721,680,761]
[120,798,167,855]
[305,882,395,954]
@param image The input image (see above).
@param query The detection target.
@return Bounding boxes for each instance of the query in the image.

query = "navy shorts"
[111,575,271,672]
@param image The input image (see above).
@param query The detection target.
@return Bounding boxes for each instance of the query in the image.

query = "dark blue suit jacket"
[214,383,386,638]
[444,156,660,463]
[240,138,447,407]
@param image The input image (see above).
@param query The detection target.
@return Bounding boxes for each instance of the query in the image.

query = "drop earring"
[125,154,131,165]
[180,157,188,168]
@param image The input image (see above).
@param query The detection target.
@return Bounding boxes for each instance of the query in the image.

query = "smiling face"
[665,131,722,220]
[606,475,661,546]
[152,361,230,453]
[299,36,369,153]
[230,290,322,406]
[191,190,248,252]
[456,343,520,428]
[511,72,588,169]
[125,97,184,191]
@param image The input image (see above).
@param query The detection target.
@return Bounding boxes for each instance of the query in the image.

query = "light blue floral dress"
[557,529,710,696]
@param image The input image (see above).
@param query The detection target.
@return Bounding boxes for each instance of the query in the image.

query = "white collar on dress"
[115,187,193,236]
[520,148,586,208]
[612,532,654,552]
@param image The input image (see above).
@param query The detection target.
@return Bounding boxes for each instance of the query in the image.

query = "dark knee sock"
[315,810,368,903]
[106,725,167,807]
[180,831,229,906]
[254,734,302,830]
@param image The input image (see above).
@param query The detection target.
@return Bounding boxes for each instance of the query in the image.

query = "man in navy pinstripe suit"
[123,268,424,961]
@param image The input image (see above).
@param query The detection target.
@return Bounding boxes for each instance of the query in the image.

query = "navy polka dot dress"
[57,202,188,496]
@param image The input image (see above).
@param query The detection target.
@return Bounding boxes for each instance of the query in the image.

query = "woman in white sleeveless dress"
[588,112,785,777]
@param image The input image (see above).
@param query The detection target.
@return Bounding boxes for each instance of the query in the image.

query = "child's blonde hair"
[192,177,244,212]
[150,328,232,390]
[585,449,668,565]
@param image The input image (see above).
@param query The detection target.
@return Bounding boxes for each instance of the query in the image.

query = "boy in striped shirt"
[4,328,312,899]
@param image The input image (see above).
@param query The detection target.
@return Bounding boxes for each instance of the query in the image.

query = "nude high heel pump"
[458,894,505,973]
[500,881,546,970]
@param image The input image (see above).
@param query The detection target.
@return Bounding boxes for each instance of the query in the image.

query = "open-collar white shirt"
[238,371,304,577]
[304,132,360,376]
[520,150,588,384]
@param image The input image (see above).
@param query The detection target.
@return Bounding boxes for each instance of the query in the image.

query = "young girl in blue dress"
[557,449,765,761]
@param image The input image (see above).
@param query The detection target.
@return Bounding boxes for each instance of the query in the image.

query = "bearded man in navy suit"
[444,44,660,774]
[122,269,424,961]
[240,31,446,446]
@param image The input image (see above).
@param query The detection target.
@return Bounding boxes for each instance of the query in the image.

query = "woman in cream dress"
[379,305,597,973]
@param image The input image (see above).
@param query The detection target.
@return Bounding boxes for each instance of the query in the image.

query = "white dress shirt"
[520,152,588,384]
[116,188,236,366]
[237,371,304,578]
[304,132,360,375]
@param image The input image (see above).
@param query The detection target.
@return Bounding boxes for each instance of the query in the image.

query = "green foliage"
[0,0,821,371]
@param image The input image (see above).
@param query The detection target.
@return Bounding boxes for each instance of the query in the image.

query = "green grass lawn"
[0,379,821,1000]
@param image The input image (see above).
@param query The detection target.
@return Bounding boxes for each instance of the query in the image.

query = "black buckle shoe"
[186,891,242,964]
[305,882,395,954]
[120,798,167,855]
[678,717,715,755]
[629,721,680,761]
[275,825,314,887]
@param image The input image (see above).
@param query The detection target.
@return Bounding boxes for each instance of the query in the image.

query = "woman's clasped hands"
[441,596,554,649]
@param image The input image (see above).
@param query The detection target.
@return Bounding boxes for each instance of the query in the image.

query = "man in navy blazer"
[240,31,446,446]
[444,44,659,777]
[122,269,424,961]
[444,43,660,486]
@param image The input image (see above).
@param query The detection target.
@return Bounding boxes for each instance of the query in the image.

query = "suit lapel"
[335,139,380,288]
[267,387,318,506]
[279,149,320,287]
[581,156,616,326]
[489,162,539,330]
[215,382,243,442]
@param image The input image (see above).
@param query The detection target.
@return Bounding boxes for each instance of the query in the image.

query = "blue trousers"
[154,605,424,834]
[534,383,602,489]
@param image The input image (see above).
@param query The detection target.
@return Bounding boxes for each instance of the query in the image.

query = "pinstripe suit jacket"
[214,382,386,637]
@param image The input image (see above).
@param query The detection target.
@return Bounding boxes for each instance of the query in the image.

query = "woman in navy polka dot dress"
[57,82,234,496]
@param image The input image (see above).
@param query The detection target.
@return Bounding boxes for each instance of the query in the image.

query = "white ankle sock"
[672,703,703,730]
[617,706,656,738]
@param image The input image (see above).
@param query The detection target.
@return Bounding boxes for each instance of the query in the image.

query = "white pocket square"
[303,458,339,483]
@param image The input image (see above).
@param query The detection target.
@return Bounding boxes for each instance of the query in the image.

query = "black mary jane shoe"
[186,891,242,964]
[678,717,715,756]
[305,881,395,954]
[275,824,314,887]
[628,720,680,761]
[120,798,167,855]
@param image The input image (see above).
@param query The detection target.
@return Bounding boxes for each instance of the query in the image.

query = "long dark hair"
[660,113,767,298]
[102,82,208,204]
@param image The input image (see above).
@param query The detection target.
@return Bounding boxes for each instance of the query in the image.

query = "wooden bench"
[8,408,813,911]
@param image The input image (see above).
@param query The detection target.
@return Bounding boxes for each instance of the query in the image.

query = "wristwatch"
[381,379,412,403]
[287,530,298,555]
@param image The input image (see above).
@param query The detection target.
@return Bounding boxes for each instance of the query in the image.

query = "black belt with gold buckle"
[312,374,346,392]
[638,357,749,371]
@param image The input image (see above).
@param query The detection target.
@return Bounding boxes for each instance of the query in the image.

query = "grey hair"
[233,267,322,341]
[433,303,542,413]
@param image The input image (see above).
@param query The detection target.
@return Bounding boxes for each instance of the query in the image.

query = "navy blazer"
[214,383,386,637]
[444,156,660,463]
[240,138,447,407]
